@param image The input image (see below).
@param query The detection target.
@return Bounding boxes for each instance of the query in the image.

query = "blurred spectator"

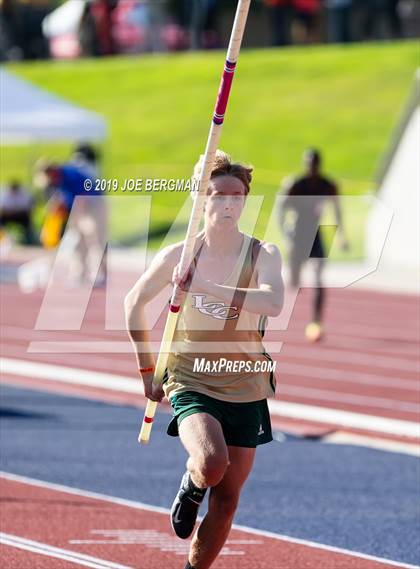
[0,180,35,244]
[33,157,56,201]
[325,0,353,43]
[42,0,86,59]
[71,143,100,179]
[398,0,420,38]
[1,0,21,60]
[44,0,161,57]
[90,0,117,55]
[0,0,51,60]
[164,0,189,49]
[382,0,403,37]
[357,0,402,40]
[39,161,89,216]
[148,1,166,51]
[35,149,107,286]
[190,0,219,49]
[165,0,219,50]
[112,0,158,54]
[4,0,417,60]
[264,0,322,46]
[80,0,118,56]
[291,0,322,43]
[78,1,101,56]
[263,0,293,46]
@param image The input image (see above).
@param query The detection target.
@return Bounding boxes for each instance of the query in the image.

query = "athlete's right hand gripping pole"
[138,0,252,444]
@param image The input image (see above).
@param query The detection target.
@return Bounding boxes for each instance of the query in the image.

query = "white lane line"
[323,433,420,457]
[0,532,134,569]
[269,400,420,438]
[0,472,418,569]
[231,524,420,569]
[1,356,419,439]
[0,357,144,395]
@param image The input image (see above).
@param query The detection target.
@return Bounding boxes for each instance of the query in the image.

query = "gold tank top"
[163,233,276,403]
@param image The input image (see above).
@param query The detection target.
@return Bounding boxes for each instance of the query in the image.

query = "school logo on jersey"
[192,294,239,320]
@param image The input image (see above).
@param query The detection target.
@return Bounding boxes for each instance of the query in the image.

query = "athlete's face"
[205,175,246,227]
[303,152,321,176]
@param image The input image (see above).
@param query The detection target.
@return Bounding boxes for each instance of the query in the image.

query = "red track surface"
[1,271,419,568]
[0,476,409,569]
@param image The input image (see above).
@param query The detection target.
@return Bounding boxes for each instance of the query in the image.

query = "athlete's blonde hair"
[191,150,253,199]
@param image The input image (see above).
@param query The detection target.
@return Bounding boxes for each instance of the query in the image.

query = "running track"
[1,268,419,568]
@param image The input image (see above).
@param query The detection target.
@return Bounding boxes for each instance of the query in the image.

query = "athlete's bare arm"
[125,243,182,400]
[331,193,349,250]
[277,176,295,234]
[174,242,284,317]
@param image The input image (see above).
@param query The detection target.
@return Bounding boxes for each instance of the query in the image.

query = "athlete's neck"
[203,225,243,256]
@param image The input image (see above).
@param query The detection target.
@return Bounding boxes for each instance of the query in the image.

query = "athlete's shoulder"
[321,175,338,194]
[153,235,204,268]
[149,241,183,272]
[253,239,282,264]
[151,241,184,269]
[252,240,282,285]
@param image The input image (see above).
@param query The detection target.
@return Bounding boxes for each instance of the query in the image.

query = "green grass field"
[1,41,418,256]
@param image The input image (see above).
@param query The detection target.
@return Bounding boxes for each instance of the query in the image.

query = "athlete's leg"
[305,256,326,340]
[308,231,326,323]
[171,413,230,540]
[188,445,256,569]
[313,256,326,322]
[289,251,302,289]
[179,412,229,489]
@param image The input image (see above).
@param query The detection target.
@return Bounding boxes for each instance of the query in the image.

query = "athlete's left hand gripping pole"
[138,0,252,444]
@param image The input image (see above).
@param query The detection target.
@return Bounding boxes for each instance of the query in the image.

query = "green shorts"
[167,391,273,448]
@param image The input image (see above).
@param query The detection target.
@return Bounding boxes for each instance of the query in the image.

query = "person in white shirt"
[0,181,35,244]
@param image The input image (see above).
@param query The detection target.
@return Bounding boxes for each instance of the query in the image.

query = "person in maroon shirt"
[278,148,349,340]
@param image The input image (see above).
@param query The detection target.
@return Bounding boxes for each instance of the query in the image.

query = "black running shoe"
[171,472,207,539]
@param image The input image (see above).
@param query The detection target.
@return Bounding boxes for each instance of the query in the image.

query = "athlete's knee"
[193,453,229,488]
[314,260,325,286]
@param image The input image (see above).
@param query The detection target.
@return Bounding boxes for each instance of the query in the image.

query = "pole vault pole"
[138,0,252,444]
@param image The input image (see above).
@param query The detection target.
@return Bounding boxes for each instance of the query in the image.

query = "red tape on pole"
[213,61,237,125]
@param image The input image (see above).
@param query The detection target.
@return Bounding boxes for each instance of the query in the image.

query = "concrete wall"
[367,100,419,272]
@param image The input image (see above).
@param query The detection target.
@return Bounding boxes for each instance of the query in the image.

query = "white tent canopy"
[0,68,107,145]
